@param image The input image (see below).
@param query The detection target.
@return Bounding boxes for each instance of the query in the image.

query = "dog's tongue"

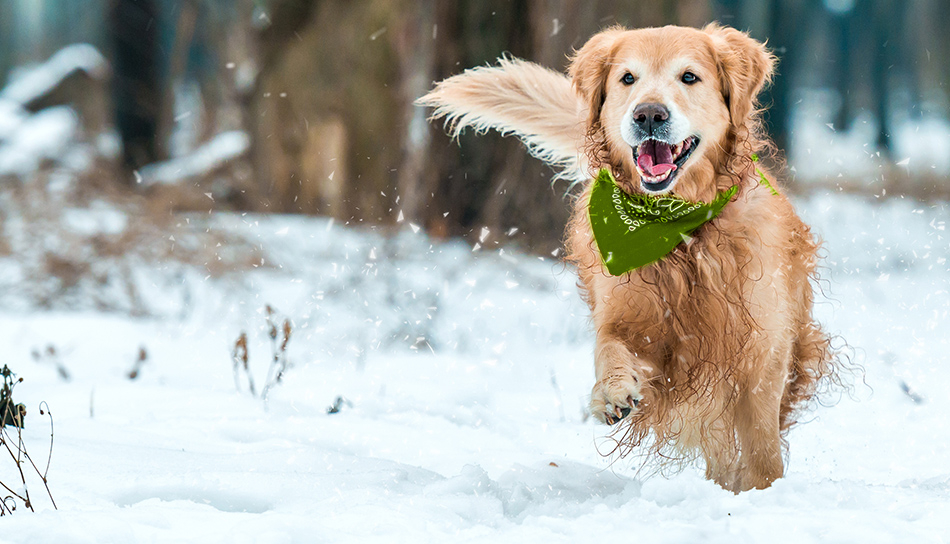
[637,140,677,177]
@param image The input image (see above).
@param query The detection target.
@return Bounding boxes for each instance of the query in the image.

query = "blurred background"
[0,0,947,254]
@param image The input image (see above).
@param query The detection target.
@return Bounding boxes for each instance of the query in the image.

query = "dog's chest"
[600,227,761,349]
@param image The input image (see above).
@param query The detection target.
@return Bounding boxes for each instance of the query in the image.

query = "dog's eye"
[621,72,636,86]
[681,71,699,85]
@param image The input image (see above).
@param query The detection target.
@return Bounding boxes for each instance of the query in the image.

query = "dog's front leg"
[734,378,785,491]
[589,335,654,425]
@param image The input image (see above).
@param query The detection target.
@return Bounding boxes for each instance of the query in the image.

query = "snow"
[0,44,107,179]
[138,131,250,186]
[0,43,107,105]
[1,193,949,542]
[789,88,950,180]
[0,99,28,139]
[893,118,950,175]
[60,206,128,237]
[0,106,79,176]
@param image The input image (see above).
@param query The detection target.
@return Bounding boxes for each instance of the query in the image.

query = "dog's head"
[570,24,774,200]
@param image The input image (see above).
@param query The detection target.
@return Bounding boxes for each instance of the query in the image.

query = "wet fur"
[419,24,838,492]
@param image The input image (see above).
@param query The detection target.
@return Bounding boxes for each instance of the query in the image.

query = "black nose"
[633,103,670,135]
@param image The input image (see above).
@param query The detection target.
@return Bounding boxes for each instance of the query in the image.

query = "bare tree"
[108,0,164,181]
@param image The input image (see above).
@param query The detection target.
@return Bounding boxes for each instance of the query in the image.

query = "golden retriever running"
[419,24,837,492]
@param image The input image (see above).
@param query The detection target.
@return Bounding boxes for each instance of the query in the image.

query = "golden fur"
[419,24,838,492]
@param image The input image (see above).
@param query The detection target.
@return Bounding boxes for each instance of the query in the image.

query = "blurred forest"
[0,0,948,250]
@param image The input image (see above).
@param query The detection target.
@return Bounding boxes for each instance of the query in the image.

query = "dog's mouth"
[633,136,699,193]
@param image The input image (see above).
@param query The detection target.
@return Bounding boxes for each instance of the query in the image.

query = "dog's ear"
[704,24,775,127]
[569,27,625,128]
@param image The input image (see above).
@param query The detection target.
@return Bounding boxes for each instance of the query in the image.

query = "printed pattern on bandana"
[588,169,738,275]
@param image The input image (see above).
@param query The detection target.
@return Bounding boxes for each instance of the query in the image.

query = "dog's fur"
[419,24,837,492]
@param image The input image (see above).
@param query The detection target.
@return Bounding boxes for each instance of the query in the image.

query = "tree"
[108,0,164,180]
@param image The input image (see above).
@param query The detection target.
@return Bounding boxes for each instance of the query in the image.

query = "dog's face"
[571,25,774,199]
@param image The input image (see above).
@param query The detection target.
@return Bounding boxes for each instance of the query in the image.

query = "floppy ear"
[704,24,776,127]
[568,27,626,129]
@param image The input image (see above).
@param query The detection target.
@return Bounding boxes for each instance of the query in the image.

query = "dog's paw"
[590,373,642,425]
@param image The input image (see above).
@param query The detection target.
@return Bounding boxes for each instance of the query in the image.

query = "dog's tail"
[417,57,588,182]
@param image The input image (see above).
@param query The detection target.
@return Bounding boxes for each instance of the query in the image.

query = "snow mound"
[0,43,107,105]
[139,131,250,186]
[0,106,78,176]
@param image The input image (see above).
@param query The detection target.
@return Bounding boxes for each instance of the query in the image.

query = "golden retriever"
[419,24,837,492]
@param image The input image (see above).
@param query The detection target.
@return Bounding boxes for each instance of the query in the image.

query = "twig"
[1,496,16,515]
[899,380,924,404]
[327,396,352,414]
[127,347,148,380]
[18,403,56,509]
[2,427,33,512]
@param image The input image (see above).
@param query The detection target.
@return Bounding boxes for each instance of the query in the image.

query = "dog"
[419,24,837,492]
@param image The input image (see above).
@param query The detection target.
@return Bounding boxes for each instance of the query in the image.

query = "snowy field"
[0,190,947,543]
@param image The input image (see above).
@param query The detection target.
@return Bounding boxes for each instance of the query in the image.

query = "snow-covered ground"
[0,191,948,543]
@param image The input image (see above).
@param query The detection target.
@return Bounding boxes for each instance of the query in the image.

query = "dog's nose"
[633,103,670,135]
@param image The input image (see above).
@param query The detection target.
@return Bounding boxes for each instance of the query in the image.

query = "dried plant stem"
[232,332,255,396]
[261,307,292,401]
[228,305,295,402]
[18,403,57,510]
[2,427,33,512]
[0,375,54,515]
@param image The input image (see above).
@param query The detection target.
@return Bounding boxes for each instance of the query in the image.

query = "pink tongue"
[637,141,677,177]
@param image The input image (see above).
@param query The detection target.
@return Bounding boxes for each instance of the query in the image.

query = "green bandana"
[588,169,738,275]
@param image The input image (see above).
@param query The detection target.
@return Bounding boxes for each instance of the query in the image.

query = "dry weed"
[127,347,148,380]
[232,305,294,400]
[0,366,56,515]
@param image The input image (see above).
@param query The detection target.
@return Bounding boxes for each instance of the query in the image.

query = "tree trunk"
[763,0,815,156]
[0,1,11,89]
[832,13,852,132]
[108,0,164,181]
